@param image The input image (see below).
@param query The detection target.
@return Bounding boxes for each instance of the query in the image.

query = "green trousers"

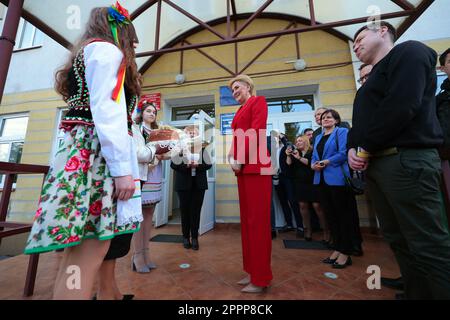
[367,148,450,299]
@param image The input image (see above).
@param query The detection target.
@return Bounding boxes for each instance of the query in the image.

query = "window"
[266,95,314,114]
[52,108,68,156]
[14,19,44,50]
[437,72,447,94]
[0,115,29,186]
[171,104,215,121]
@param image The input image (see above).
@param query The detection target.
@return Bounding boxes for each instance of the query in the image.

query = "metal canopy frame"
[0,0,435,102]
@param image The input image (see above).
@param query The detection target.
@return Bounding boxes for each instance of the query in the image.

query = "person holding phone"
[311,109,361,269]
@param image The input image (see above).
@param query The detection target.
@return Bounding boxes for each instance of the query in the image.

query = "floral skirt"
[24,125,140,255]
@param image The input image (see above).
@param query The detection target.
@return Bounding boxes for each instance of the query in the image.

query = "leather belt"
[371,147,398,158]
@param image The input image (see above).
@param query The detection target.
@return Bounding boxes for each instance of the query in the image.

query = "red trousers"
[237,174,273,287]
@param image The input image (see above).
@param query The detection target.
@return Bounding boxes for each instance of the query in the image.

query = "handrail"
[0,161,49,297]
[0,161,49,174]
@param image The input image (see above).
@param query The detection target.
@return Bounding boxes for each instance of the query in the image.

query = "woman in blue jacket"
[312,109,360,269]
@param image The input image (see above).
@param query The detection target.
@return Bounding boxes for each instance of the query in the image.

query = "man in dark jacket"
[436,48,450,232]
[436,48,450,160]
[348,21,450,299]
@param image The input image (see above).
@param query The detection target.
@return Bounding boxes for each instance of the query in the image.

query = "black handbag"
[344,170,366,195]
[334,129,366,195]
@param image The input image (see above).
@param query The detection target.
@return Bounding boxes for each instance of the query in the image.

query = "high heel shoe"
[142,248,157,269]
[241,283,268,293]
[322,230,331,243]
[304,228,312,242]
[332,256,352,269]
[131,254,150,273]
[237,275,251,285]
[322,257,337,264]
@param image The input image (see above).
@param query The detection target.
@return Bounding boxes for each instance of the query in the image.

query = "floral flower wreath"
[137,98,157,115]
[107,1,131,47]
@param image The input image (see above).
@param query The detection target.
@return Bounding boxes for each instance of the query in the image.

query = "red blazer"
[230,96,271,175]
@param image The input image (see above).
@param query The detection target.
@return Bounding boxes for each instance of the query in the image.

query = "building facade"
[1,1,449,254]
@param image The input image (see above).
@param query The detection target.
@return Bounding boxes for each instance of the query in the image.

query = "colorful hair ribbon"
[107,1,131,103]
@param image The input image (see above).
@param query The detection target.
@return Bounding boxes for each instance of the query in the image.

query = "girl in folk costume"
[131,99,168,272]
[24,3,142,299]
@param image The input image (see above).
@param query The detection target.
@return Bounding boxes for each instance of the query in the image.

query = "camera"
[319,161,325,166]
[280,135,296,151]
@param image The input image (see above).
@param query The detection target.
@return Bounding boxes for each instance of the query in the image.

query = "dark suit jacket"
[170,148,212,191]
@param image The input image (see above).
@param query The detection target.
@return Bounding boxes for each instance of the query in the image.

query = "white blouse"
[84,41,133,178]
[84,41,142,226]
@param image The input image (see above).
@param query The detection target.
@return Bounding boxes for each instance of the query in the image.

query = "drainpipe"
[0,0,24,104]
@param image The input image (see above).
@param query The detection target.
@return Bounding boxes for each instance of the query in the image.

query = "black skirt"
[294,179,320,202]
[104,180,146,260]
[104,233,133,260]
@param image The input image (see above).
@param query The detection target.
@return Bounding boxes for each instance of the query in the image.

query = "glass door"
[159,110,216,235]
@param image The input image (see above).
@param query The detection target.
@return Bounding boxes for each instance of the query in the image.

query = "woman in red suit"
[228,74,272,293]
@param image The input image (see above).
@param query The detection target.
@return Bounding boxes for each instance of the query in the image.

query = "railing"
[0,161,49,297]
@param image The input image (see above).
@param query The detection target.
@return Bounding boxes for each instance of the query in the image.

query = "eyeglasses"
[357,74,370,84]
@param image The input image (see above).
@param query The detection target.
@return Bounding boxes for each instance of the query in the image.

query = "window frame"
[436,71,447,94]
[13,18,44,51]
[51,108,69,158]
[265,94,315,114]
[0,113,29,188]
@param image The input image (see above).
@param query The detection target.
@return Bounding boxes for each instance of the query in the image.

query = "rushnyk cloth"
[116,135,143,226]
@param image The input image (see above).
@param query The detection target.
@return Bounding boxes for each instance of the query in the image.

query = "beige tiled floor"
[0,224,401,300]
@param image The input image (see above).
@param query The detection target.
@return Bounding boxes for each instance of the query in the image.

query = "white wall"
[397,0,450,43]
[4,37,68,94]
[0,4,69,94]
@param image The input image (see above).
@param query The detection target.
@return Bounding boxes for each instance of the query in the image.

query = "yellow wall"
[140,19,356,223]
[3,19,448,229]
[1,89,64,224]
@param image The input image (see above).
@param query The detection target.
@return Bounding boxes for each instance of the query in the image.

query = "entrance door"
[267,112,314,228]
[159,110,216,235]
[267,113,314,142]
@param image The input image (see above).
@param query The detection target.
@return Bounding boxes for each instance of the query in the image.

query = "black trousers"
[275,175,302,228]
[319,184,359,255]
[177,189,205,239]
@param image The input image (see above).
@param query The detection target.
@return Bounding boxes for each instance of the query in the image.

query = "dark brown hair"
[321,109,341,126]
[353,21,397,43]
[134,103,159,129]
[439,48,450,66]
[55,7,141,100]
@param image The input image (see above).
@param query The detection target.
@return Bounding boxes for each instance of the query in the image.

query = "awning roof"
[0,0,434,71]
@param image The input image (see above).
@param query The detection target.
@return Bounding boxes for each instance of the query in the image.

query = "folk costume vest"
[60,39,137,136]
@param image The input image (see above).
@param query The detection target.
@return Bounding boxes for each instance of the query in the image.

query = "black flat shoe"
[191,238,199,250]
[381,277,404,291]
[332,256,352,269]
[183,237,191,249]
[322,257,337,264]
[271,230,277,239]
